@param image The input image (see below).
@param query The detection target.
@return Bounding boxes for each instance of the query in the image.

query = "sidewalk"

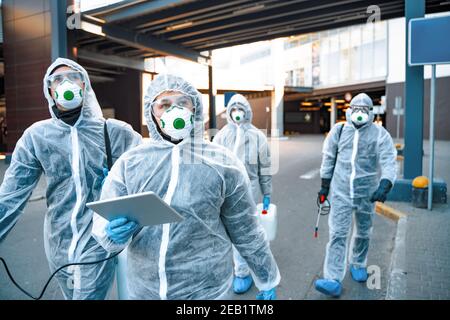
[304,212,397,300]
[386,201,450,300]
[386,139,450,300]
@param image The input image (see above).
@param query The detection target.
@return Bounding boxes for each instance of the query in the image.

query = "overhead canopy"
[76,0,450,76]
[284,80,386,101]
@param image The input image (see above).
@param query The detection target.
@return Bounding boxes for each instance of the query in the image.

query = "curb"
[375,202,407,221]
[376,203,409,299]
[385,216,408,299]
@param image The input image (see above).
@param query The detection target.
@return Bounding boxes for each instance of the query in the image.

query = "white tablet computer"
[86,191,184,226]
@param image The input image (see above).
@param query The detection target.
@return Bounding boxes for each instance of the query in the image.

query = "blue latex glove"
[256,288,276,300]
[105,217,139,244]
[263,195,270,211]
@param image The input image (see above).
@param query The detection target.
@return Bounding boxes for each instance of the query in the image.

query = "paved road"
[0,171,63,300]
[0,135,397,300]
[234,135,396,300]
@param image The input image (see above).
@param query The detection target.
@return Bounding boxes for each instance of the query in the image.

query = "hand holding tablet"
[87,191,184,227]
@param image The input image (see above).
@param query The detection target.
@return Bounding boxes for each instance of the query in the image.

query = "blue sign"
[409,14,450,66]
[224,92,236,107]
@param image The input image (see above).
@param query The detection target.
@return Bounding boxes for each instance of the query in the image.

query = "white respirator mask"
[54,80,84,110]
[231,110,245,124]
[350,105,371,126]
[159,105,194,141]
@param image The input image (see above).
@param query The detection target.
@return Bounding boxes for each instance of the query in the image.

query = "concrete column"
[208,52,216,129]
[330,97,337,128]
[271,38,284,137]
[50,0,69,61]
[403,0,425,179]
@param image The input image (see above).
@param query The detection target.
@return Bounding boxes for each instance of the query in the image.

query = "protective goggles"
[47,70,84,87]
[151,94,195,117]
[350,105,372,113]
[229,102,246,112]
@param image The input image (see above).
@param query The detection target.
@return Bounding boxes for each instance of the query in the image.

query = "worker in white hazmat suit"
[213,94,272,294]
[92,74,280,300]
[314,93,397,297]
[0,58,142,299]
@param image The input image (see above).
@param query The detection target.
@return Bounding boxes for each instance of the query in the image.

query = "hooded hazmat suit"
[92,74,280,300]
[319,93,397,282]
[213,94,272,278]
[0,58,142,299]
[213,94,272,201]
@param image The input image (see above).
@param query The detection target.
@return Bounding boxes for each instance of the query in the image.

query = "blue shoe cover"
[314,279,342,297]
[233,275,253,294]
[350,265,368,282]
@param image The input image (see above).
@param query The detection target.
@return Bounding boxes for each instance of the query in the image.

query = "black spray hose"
[0,249,122,300]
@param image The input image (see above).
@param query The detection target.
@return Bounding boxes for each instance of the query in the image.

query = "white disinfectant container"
[256,203,277,242]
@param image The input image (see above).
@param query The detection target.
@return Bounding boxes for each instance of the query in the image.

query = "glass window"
[287,21,387,87]
[329,31,339,52]
[339,28,350,50]
[350,45,362,81]
[328,51,340,84]
[373,40,387,77]
[350,25,362,47]
[374,21,386,41]
[340,49,350,82]
[319,36,330,86]
[361,42,374,79]
[362,23,374,44]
